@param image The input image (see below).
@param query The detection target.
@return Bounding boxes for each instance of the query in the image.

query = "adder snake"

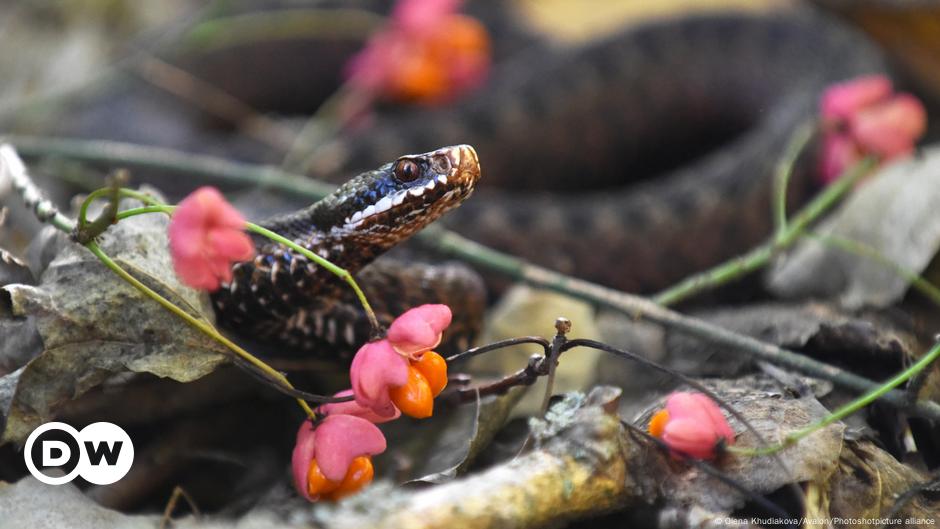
[207,8,887,355]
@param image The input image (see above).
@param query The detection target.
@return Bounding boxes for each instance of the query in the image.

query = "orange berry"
[441,15,490,57]
[389,365,434,418]
[306,459,341,499]
[324,456,374,501]
[391,51,447,102]
[412,351,448,397]
[648,409,670,438]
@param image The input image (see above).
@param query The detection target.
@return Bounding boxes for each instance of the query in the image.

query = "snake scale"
[207,8,887,357]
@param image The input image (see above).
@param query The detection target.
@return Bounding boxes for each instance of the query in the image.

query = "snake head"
[324,145,480,238]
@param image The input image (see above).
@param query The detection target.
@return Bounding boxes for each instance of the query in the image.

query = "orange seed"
[648,409,670,438]
[412,351,448,397]
[389,366,434,418]
[324,456,375,501]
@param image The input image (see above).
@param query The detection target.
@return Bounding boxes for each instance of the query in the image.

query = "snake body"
[307,9,886,294]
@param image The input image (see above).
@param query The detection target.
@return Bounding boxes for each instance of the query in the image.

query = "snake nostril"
[430,154,451,174]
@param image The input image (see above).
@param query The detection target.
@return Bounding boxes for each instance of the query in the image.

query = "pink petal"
[850,94,926,158]
[393,0,462,32]
[172,254,220,291]
[821,75,892,122]
[662,418,721,460]
[664,392,735,454]
[818,134,861,185]
[207,228,255,261]
[313,415,387,482]
[168,187,255,292]
[319,389,401,424]
[350,340,409,417]
[291,420,318,501]
[689,393,735,441]
[168,211,206,260]
[200,187,248,229]
[387,304,452,357]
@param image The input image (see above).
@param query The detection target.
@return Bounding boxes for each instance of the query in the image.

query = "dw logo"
[23,422,134,485]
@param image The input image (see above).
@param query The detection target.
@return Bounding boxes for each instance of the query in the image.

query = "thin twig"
[159,486,200,529]
[229,355,354,404]
[0,144,75,232]
[652,155,876,306]
[538,318,570,416]
[440,356,545,405]
[6,135,334,198]
[445,336,551,363]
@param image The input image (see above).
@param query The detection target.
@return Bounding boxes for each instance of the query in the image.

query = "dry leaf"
[0,191,228,445]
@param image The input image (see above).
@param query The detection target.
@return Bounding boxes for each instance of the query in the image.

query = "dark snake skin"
[215,8,889,356]
[307,9,887,294]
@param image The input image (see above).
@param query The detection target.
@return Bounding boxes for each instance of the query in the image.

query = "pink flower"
[394,0,461,30]
[291,415,386,501]
[349,304,452,418]
[350,340,410,418]
[345,0,490,105]
[319,389,400,423]
[386,304,452,358]
[821,75,892,122]
[818,75,926,184]
[851,94,926,156]
[168,187,255,291]
[648,392,735,460]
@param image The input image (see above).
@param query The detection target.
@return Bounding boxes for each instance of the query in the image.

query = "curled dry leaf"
[0,249,42,376]
[0,189,228,444]
[768,144,940,308]
[665,302,919,377]
[408,385,527,484]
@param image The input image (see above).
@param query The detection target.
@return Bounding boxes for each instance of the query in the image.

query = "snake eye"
[394,159,421,182]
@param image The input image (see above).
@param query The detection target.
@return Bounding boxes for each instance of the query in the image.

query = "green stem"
[652,156,877,306]
[184,8,384,53]
[773,122,816,236]
[7,135,335,199]
[116,205,174,220]
[732,341,940,457]
[113,201,381,333]
[85,240,316,419]
[807,232,940,307]
[245,223,380,333]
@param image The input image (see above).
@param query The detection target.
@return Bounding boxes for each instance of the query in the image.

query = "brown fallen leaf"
[666,301,920,378]
[0,190,228,445]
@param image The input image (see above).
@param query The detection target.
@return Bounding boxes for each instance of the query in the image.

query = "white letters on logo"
[24,422,134,485]
[41,440,70,467]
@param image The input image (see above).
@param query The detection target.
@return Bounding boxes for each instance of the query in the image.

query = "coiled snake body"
[215,9,887,356]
